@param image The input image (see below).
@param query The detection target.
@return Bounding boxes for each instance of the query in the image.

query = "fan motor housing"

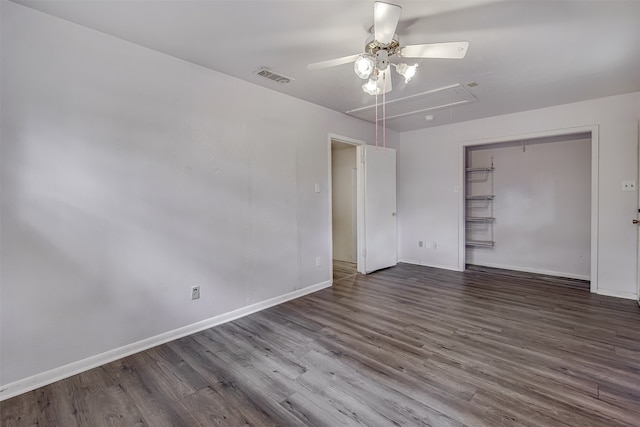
[375,50,390,71]
[365,34,401,57]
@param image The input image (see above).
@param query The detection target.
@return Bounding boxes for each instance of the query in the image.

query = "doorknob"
[392,212,397,216]
[633,219,639,224]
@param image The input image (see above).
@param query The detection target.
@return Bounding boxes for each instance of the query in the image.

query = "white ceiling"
[13,0,640,132]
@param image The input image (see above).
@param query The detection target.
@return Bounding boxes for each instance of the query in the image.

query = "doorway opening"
[330,138,359,283]
[329,134,398,282]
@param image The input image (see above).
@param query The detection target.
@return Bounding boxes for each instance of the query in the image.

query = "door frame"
[457,125,600,293]
[358,144,398,273]
[328,133,365,281]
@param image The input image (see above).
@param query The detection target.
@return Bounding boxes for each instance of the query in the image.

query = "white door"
[359,145,397,273]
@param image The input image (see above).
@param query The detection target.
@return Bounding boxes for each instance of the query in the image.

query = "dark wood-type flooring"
[465,264,591,291]
[2,263,640,426]
[333,260,357,284]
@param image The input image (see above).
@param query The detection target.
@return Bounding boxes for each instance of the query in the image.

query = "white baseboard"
[596,288,637,300]
[0,280,331,401]
[398,259,460,272]
[466,261,590,281]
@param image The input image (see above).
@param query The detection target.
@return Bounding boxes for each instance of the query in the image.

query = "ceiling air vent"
[255,68,294,84]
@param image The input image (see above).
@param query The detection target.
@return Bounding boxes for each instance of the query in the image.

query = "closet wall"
[466,134,592,279]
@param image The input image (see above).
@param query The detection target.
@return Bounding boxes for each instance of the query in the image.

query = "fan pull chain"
[375,85,379,150]
[383,73,386,150]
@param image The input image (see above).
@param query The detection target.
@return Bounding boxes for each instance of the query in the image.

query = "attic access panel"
[346,83,477,122]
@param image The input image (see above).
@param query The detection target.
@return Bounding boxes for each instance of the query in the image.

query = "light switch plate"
[622,180,636,192]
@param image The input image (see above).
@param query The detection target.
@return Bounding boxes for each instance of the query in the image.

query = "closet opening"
[461,130,596,290]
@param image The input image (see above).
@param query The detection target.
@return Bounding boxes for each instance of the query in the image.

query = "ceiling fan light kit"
[307,1,470,146]
[307,1,469,96]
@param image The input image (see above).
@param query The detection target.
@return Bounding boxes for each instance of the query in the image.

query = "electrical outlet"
[191,286,200,300]
[315,256,321,267]
[432,242,438,250]
[418,240,424,248]
[622,180,636,192]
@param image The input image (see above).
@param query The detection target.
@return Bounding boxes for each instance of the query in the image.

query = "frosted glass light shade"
[395,62,418,83]
[354,55,375,79]
[362,78,381,95]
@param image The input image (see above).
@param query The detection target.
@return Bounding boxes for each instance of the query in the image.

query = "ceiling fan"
[307,1,469,95]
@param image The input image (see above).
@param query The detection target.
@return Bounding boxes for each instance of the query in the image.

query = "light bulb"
[395,62,419,83]
[362,78,381,95]
[354,55,375,79]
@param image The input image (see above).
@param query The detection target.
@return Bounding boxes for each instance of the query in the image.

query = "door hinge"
[362,248,367,258]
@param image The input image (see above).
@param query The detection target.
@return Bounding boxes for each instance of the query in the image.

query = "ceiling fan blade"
[400,42,469,59]
[307,54,361,70]
[374,2,402,45]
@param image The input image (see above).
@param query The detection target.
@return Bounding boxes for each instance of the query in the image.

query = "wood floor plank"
[166,337,288,427]
[169,335,305,426]
[296,348,467,427]
[307,331,491,427]
[332,260,357,283]
[2,263,639,426]
[100,352,202,427]
[1,390,41,427]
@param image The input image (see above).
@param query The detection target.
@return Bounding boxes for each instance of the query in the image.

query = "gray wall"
[0,2,398,388]
[397,91,640,298]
